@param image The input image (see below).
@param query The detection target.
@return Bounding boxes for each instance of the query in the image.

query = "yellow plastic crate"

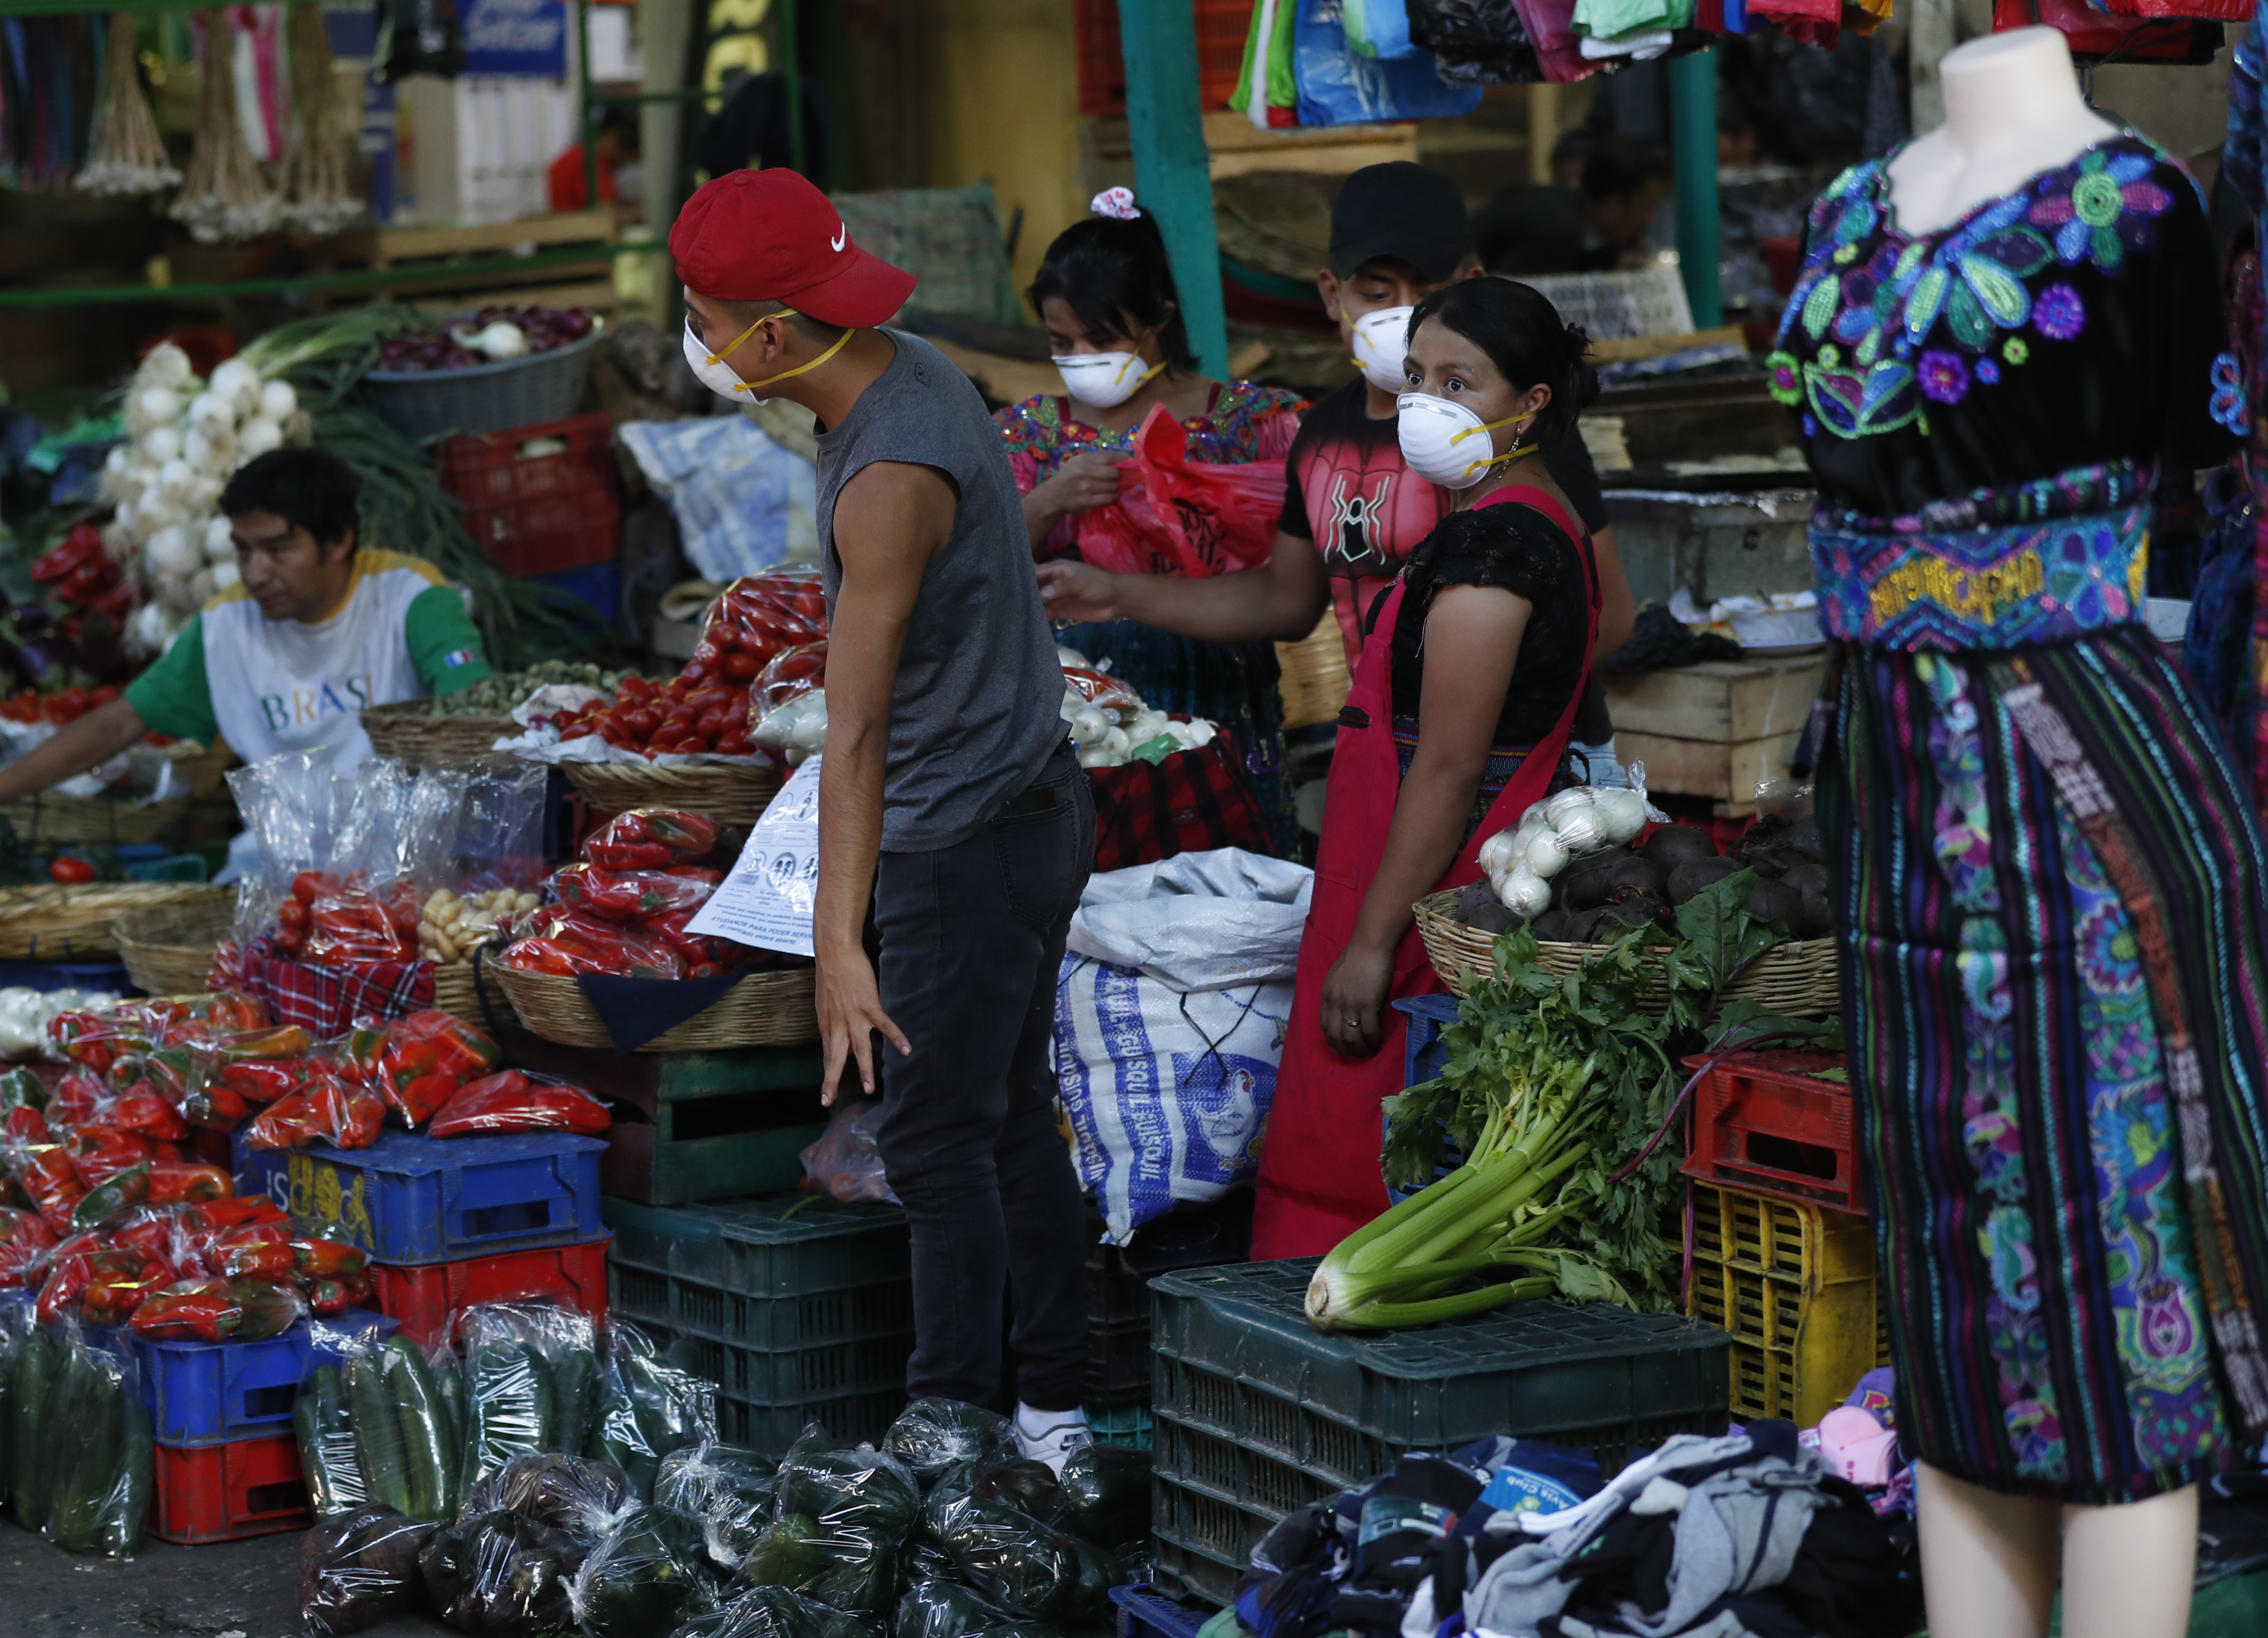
[1686,1183,1888,1427]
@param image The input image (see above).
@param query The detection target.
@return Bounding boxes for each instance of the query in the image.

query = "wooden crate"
[307,210,619,313]
[1606,655,1824,815]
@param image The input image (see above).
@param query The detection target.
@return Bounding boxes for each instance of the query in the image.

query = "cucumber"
[382,1338,452,1522]
[10,1329,56,1530]
[522,1341,557,1454]
[295,1364,364,1517]
[47,1348,124,1553]
[551,1345,592,1457]
[349,1353,412,1517]
[432,1356,466,1468]
[109,1379,151,1557]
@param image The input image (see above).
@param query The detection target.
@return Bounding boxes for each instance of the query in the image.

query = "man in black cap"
[1036,161,1635,785]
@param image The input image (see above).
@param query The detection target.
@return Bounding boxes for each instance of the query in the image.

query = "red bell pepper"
[0,1204,56,1289]
[291,1237,367,1277]
[65,1128,154,1190]
[219,1240,297,1281]
[146,1160,232,1206]
[30,524,107,585]
[429,1072,613,1138]
[109,1080,192,1142]
[243,1076,384,1152]
[199,1196,288,1229]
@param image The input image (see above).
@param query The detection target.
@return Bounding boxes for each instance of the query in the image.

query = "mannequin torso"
[1884,28,2118,234]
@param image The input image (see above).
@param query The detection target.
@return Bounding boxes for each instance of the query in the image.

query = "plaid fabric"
[1087,734,1272,874]
[230,932,435,1037]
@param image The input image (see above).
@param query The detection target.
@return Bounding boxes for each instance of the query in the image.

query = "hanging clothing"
[1251,485,1598,1259]
[997,382,1305,854]
[1774,136,2268,1503]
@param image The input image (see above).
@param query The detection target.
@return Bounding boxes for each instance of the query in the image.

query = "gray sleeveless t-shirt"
[815,330,1067,852]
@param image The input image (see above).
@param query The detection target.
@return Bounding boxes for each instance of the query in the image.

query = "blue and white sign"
[461,0,568,76]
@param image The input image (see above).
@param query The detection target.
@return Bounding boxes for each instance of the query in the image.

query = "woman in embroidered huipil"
[1771,135,2268,1503]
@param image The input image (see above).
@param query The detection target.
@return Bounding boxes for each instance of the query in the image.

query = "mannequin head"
[1936,28,2097,151]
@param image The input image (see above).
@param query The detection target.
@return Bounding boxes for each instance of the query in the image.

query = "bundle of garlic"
[281,2,361,234]
[1476,783,1655,920]
[170,9,282,244]
[77,13,183,197]
[101,343,313,651]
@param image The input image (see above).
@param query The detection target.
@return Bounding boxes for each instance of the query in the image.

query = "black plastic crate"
[604,1194,913,1349]
[662,1330,912,1405]
[1086,1193,1254,1326]
[1088,1315,1154,1402]
[1147,1259,1730,1605]
[715,1387,904,1454]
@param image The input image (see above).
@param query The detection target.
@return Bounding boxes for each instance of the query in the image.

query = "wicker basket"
[362,702,520,765]
[0,883,220,961]
[0,795,191,846]
[363,328,602,442]
[1275,611,1352,731]
[114,891,236,996]
[1412,890,1841,1017]
[490,962,816,1053]
[433,957,512,1028]
[564,759,784,823]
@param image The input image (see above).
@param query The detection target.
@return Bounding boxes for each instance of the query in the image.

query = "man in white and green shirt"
[0,447,491,805]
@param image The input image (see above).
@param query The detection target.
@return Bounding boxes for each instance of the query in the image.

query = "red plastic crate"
[152,1431,311,1544]
[1076,0,1254,117]
[368,1234,612,1350]
[439,411,622,577]
[1681,1050,1861,1214]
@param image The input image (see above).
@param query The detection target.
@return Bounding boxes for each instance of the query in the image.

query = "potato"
[515,893,540,913]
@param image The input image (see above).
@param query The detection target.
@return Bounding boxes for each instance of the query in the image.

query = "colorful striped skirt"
[1822,625,2268,1502]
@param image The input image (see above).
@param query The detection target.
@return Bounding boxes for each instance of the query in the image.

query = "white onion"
[238,416,283,457]
[203,515,236,561]
[1553,814,1606,853]
[1521,801,1551,829]
[133,386,183,429]
[1101,726,1130,756]
[1545,789,1597,830]
[103,447,133,480]
[1595,788,1648,845]
[145,526,198,577]
[209,561,241,592]
[1477,828,1520,877]
[140,425,183,465]
[188,392,232,436]
[186,567,216,606]
[257,379,297,422]
[210,359,260,413]
[458,321,530,361]
[1500,862,1552,919]
[1525,831,1569,877]
[137,342,193,391]
[128,602,169,655]
[158,457,195,496]
[190,476,223,509]
[132,489,173,532]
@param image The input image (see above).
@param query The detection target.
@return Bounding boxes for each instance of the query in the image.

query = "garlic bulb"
[1525,831,1569,877]
[1500,861,1551,919]
[238,416,283,457]
[257,379,297,421]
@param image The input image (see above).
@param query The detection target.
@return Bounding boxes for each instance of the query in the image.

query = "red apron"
[1251,485,1601,1259]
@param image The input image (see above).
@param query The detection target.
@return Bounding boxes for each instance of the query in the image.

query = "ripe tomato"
[723,651,761,680]
[621,707,659,738]
[277,900,309,931]
[48,856,96,885]
[617,675,657,704]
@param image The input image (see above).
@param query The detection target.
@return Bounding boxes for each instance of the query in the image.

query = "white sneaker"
[1014,1410,1093,1475]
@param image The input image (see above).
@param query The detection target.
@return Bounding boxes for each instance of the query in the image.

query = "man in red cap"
[671,168,1096,1468]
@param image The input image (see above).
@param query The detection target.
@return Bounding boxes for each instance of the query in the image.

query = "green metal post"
[1669,47,1721,329]
[577,0,599,210]
[1116,0,1228,379]
[779,0,804,174]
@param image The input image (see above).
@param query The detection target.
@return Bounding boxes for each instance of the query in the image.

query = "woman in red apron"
[1254,277,1603,1259]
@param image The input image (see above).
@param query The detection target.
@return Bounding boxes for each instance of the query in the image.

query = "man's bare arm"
[1035,530,1332,643]
[0,698,150,806]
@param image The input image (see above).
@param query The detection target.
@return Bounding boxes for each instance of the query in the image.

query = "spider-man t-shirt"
[1279,377,1610,669]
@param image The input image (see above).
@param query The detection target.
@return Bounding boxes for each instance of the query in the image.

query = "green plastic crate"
[661,1330,911,1406]
[1147,1259,1731,1606]
[1089,1400,1154,1450]
[715,1388,905,1455]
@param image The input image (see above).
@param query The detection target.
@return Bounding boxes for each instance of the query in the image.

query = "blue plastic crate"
[1111,1584,1211,1638]
[232,1128,607,1265]
[528,560,621,625]
[1397,993,1461,1086]
[305,1310,401,1372]
[0,958,132,994]
[133,1327,311,1448]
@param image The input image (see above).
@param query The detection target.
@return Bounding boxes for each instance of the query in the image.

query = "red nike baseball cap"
[671,168,917,327]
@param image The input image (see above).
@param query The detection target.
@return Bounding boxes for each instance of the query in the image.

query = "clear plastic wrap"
[243,1072,384,1151]
[35,1326,152,1557]
[419,1507,588,1636]
[350,1334,462,1523]
[748,642,828,754]
[966,1457,1062,1525]
[739,1512,899,1616]
[589,1320,717,1498]
[0,1296,27,1514]
[298,1322,386,1519]
[227,747,366,946]
[8,1320,54,1528]
[300,1504,436,1635]
[128,1276,308,1342]
[582,807,724,872]
[895,1576,1014,1638]
[464,1451,637,1544]
[0,1203,56,1288]
[685,1584,878,1638]
[775,1426,921,1537]
[1057,1443,1153,1554]
[655,1441,781,1570]
[884,1402,1013,1491]
[569,1502,725,1638]
[427,1070,613,1139]
[930,1491,1114,1625]
[462,1302,602,1494]
[801,1099,896,1205]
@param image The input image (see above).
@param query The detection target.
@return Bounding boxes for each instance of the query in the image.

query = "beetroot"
[1640,826,1719,870]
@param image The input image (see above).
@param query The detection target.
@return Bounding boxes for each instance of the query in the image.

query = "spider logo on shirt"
[1322,472,1394,574]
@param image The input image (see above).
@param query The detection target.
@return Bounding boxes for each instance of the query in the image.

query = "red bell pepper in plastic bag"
[130,1276,309,1343]
[146,1160,232,1207]
[219,1240,297,1281]
[582,807,722,869]
[71,1160,153,1232]
[244,1076,385,1152]
[49,1070,107,1128]
[0,1204,55,1287]
[11,1143,86,1232]
[4,1103,50,1144]
[65,1128,154,1190]
[380,1010,498,1088]
[428,1072,613,1138]
[108,1081,192,1142]
[219,1058,325,1105]
[292,1237,367,1277]
[305,1269,373,1318]
[199,1195,287,1229]
[39,1245,172,1326]
[549,864,718,925]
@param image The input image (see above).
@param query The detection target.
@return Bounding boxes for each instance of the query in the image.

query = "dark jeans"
[871,743,1094,1411]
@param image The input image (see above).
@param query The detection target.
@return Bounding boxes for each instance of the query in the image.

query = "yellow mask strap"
[1101,352,1168,393]
[1449,411,1541,479]
[707,308,855,394]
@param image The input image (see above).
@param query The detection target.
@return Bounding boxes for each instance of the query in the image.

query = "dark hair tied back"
[1026,207,1197,374]
[1405,276,1599,445]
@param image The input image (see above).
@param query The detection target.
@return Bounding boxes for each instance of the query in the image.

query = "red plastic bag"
[428,1071,612,1138]
[1075,403,1284,579]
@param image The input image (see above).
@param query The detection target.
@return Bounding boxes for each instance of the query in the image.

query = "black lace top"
[1369,498,1598,745]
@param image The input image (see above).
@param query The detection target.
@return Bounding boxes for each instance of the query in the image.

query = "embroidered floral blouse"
[995,381,1306,559]
[1767,134,2237,522]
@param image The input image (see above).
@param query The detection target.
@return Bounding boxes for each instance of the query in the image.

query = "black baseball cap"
[1329,162,1471,282]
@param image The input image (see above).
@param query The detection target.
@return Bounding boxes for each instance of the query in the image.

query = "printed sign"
[461,0,568,76]
[686,754,821,956]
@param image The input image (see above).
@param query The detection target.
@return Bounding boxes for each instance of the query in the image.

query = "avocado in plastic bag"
[895,1576,1013,1638]
[681,1582,876,1638]
[775,1428,920,1537]
[300,1503,436,1635]
[656,1442,781,1570]
[419,1507,585,1635]
[883,1398,1012,1490]
[464,1450,635,1544]
[592,1322,718,1499]
[967,1457,1061,1525]
[740,1510,899,1616]
[933,1495,1097,1624]
[570,1502,723,1638]
[1057,1443,1153,1552]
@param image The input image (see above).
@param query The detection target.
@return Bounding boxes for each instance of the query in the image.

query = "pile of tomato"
[270,870,425,962]
[552,570,827,759]
[0,682,119,726]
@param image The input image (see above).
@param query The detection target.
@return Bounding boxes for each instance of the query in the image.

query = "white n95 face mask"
[1054,350,1165,410]
[683,313,852,406]
[1349,306,1415,393]
[1397,393,1534,490]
